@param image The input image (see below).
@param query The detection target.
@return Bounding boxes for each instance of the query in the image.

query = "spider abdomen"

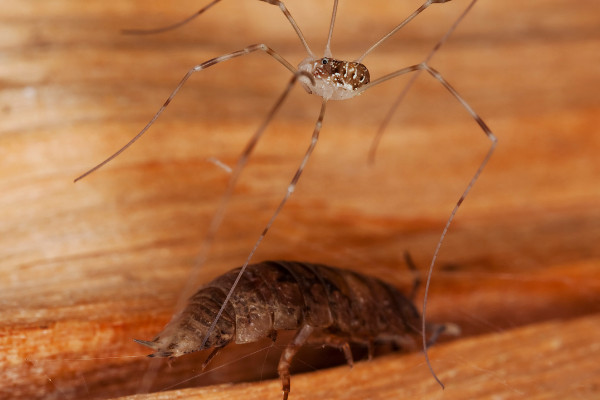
[298,57,370,100]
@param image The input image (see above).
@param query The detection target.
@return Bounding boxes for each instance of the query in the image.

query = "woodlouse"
[135,260,454,400]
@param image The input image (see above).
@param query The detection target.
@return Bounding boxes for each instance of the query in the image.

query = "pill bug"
[135,260,452,399]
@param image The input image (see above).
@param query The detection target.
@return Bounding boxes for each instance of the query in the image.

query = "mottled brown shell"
[136,261,424,357]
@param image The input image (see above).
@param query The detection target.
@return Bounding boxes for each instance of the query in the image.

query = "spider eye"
[321,58,328,65]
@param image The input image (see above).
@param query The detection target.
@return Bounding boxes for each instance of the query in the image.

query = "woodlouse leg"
[306,333,354,368]
[306,331,358,368]
[339,342,353,368]
[278,324,315,400]
[366,340,375,361]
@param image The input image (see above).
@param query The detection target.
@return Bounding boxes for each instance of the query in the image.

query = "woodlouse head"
[134,294,236,358]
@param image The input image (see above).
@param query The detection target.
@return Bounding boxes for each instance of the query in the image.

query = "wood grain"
[1,0,599,399]
[116,314,600,400]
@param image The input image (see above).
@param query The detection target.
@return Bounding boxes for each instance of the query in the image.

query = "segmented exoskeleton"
[135,260,451,399]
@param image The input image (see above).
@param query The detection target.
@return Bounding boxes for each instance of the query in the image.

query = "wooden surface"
[1,0,599,399]
[117,315,600,400]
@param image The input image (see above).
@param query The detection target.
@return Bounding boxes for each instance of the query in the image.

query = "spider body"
[298,57,370,100]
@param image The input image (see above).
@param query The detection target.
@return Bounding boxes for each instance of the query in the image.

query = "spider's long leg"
[367,0,479,163]
[122,0,314,58]
[121,0,220,34]
[418,63,496,389]
[324,0,339,57]
[136,70,313,395]
[74,44,296,182]
[202,99,328,349]
[356,0,452,63]
[359,62,497,388]
[178,70,315,317]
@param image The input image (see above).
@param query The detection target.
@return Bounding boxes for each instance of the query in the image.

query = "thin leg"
[418,62,496,389]
[121,0,314,57]
[121,0,221,35]
[260,0,314,57]
[324,0,339,57]
[278,324,315,400]
[75,43,297,182]
[201,99,328,348]
[359,61,496,389]
[367,0,479,162]
[356,0,452,63]
[135,69,312,395]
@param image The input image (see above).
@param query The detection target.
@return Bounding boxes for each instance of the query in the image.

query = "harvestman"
[75,0,497,389]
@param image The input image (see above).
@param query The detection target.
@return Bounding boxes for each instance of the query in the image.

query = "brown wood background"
[1,0,599,399]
